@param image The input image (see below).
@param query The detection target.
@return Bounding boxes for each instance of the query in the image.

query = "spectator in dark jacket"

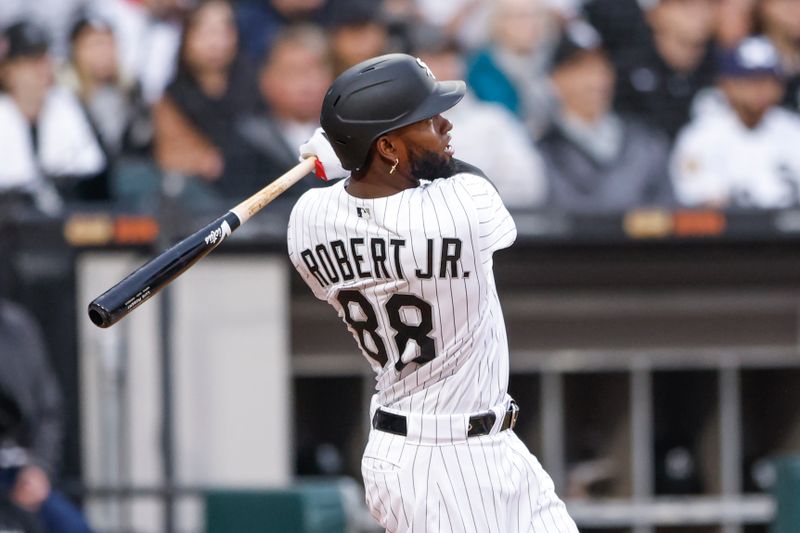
[539,21,674,213]
[329,2,390,75]
[0,298,93,533]
[153,0,263,209]
[613,0,718,139]
[755,0,800,110]
[234,0,330,63]
[236,24,334,204]
[584,0,651,66]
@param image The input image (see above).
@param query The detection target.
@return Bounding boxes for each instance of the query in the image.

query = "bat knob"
[88,302,113,328]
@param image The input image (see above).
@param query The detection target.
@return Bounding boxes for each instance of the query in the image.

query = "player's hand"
[10,465,51,511]
[299,127,349,181]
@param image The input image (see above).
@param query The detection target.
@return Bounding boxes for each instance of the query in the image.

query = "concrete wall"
[77,253,291,532]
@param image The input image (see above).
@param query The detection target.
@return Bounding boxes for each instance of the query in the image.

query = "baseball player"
[287,53,578,532]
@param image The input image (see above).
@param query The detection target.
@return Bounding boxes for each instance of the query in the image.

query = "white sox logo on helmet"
[415,57,435,79]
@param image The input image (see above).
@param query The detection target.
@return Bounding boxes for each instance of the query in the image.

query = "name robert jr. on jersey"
[299,236,470,287]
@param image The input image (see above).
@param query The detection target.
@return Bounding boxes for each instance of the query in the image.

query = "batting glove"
[299,127,349,181]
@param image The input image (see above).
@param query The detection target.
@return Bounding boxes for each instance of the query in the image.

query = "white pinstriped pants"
[362,405,579,532]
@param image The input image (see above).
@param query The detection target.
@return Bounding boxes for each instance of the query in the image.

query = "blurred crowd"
[1,0,800,216]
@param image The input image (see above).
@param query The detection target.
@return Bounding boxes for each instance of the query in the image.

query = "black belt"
[373,401,519,438]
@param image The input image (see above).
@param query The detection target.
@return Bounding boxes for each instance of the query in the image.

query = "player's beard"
[407,145,457,182]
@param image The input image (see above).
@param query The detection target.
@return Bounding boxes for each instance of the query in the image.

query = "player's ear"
[375,135,400,166]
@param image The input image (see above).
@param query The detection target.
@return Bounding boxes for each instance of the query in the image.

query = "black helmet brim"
[403,80,466,128]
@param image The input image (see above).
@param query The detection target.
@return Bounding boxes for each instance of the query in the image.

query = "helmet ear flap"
[354,145,380,175]
[330,134,349,148]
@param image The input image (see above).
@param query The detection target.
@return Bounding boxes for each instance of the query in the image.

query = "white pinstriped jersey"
[287,170,516,415]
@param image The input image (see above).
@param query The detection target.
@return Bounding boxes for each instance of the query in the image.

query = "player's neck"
[346,168,418,199]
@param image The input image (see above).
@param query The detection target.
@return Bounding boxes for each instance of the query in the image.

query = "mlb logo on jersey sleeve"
[357,207,371,219]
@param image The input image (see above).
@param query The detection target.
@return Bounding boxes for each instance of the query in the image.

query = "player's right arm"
[288,128,350,300]
[287,189,329,302]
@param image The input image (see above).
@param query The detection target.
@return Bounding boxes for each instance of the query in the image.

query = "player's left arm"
[443,159,498,190]
[454,173,517,256]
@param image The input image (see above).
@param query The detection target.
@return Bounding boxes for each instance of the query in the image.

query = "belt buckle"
[509,401,519,429]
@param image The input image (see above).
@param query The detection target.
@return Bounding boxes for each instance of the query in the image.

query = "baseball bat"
[87,157,317,328]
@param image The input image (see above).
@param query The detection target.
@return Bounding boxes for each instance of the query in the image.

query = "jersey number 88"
[336,289,436,372]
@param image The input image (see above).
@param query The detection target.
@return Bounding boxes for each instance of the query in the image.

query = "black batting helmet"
[320,53,466,171]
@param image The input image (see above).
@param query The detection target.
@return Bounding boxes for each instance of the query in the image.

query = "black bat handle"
[88,211,241,328]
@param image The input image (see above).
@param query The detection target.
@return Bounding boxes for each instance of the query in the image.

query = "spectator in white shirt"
[671,36,800,208]
[58,15,154,201]
[0,21,105,212]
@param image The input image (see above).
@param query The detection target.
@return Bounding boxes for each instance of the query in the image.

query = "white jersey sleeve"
[287,188,328,301]
[454,173,517,262]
